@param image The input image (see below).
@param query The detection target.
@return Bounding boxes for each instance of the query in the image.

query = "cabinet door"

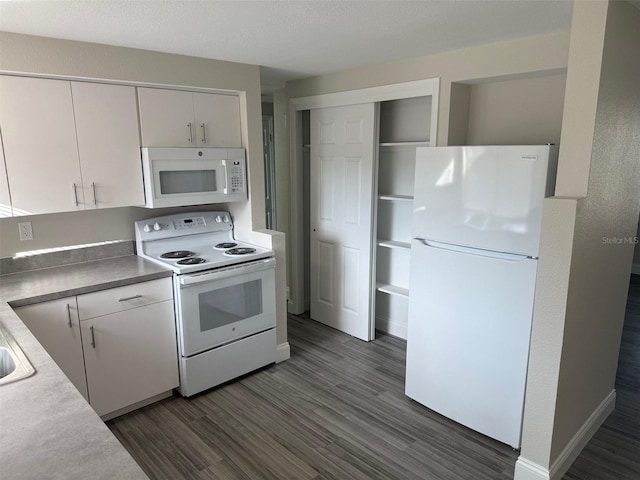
[137,87,195,147]
[0,76,83,214]
[0,136,11,217]
[193,92,242,147]
[71,82,144,208]
[81,300,179,417]
[15,298,88,400]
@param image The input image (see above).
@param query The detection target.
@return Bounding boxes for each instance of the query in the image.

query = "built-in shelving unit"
[373,96,432,340]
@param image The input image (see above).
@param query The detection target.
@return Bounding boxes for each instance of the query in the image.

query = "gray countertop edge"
[0,255,173,480]
[7,270,172,308]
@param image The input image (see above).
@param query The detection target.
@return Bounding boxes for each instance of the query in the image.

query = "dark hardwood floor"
[108,278,640,480]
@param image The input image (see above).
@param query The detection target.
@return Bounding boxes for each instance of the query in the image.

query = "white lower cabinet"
[15,297,89,400]
[80,299,179,417]
[14,278,179,419]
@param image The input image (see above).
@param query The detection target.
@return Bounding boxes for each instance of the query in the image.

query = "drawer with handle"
[77,277,173,320]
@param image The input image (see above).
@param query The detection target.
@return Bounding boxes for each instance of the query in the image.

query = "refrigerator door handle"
[416,239,533,262]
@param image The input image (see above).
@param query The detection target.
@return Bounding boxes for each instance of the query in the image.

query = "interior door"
[310,103,377,341]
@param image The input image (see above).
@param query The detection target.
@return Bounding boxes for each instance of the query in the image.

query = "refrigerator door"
[405,239,537,448]
[413,145,558,257]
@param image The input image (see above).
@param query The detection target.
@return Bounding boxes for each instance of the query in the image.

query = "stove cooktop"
[135,211,275,274]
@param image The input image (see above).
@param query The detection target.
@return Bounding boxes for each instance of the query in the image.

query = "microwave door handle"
[221,159,229,194]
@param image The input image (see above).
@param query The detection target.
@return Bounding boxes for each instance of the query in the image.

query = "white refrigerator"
[405,145,558,449]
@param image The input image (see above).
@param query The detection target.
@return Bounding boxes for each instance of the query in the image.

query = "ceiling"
[0,1,574,91]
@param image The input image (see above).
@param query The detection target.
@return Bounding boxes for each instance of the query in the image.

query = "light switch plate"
[18,221,33,241]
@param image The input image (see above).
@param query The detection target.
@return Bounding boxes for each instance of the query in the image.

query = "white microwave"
[141,147,246,208]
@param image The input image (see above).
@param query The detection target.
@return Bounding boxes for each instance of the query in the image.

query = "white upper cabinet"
[193,91,242,147]
[138,87,241,148]
[0,136,12,217]
[0,76,145,215]
[71,82,144,208]
[0,76,84,215]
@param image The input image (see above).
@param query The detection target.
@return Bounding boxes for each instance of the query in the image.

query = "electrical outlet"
[18,221,33,241]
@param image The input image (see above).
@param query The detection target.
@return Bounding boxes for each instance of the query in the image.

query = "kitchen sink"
[0,321,35,386]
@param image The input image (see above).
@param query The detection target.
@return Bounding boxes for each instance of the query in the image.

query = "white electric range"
[135,211,276,397]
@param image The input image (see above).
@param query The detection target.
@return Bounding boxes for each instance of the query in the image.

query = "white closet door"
[310,104,376,341]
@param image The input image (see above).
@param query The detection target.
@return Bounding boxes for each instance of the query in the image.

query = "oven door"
[175,258,276,357]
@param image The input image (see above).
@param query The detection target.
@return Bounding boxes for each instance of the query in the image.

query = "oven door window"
[199,279,262,331]
[159,169,217,195]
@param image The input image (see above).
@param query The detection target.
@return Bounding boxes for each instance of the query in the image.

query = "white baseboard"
[514,458,550,480]
[515,389,616,480]
[375,316,407,340]
[276,342,290,363]
[632,263,640,275]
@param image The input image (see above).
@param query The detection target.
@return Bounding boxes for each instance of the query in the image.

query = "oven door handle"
[179,257,275,286]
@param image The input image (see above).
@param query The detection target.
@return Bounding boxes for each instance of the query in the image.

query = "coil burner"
[176,257,206,265]
[225,247,257,256]
[160,251,196,259]
[214,242,238,250]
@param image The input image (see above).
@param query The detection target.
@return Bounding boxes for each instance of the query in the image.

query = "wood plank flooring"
[108,278,640,480]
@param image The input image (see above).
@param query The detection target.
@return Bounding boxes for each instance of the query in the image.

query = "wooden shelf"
[377,239,411,250]
[376,283,409,298]
[379,141,431,147]
[378,194,413,202]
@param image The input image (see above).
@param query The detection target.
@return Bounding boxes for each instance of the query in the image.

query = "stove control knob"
[143,224,152,233]
[153,222,162,231]
[223,215,229,223]
[215,215,223,223]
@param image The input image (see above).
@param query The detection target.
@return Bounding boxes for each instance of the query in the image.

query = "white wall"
[466,73,566,146]
[518,1,640,476]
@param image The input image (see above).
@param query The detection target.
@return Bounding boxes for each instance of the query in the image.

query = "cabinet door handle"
[187,122,193,143]
[201,123,206,144]
[90,326,96,349]
[91,182,97,205]
[118,294,142,302]
[72,183,79,206]
[66,304,73,328]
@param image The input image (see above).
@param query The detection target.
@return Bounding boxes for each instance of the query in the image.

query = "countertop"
[0,255,172,480]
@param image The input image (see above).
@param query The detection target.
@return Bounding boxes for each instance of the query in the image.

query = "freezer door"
[413,145,558,257]
[405,239,538,448]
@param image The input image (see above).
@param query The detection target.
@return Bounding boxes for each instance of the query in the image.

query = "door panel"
[0,137,11,217]
[194,92,242,147]
[15,297,88,400]
[71,82,144,208]
[310,103,376,341]
[413,145,554,256]
[138,87,195,147]
[0,76,83,214]
[82,300,179,417]
[405,239,537,448]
